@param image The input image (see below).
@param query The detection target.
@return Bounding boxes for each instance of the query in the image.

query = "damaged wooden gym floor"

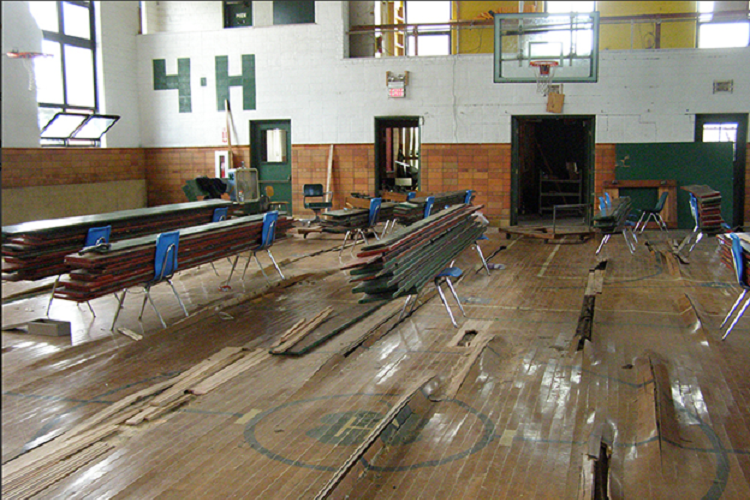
[2,228,750,498]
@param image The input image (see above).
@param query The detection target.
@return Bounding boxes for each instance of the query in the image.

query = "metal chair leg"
[720,289,747,328]
[225,255,241,285]
[141,286,167,329]
[339,231,352,258]
[166,278,189,317]
[444,277,466,317]
[252,252,269,281]
[435,280,458,328]
[86,301,96,317]
[110,289,128,331]
[475,244,490,276]
[723,294,750,340]
[688,231,704,254]
[210,262,220,276]
[47,275,61,316]
[266,249,285,280]
[596,234,610,255]
[635,212,647,233]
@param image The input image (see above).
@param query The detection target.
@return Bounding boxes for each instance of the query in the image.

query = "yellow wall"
[453,1,540,54]
[598,1,697,50]
[450,1,698,54]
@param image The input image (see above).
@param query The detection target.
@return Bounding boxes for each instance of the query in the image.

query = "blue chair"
[340,198,382,257]
[720,234,750,340]
[423,196,435,219]
[464,190,473,205]
[48,225,112,317]
[303,184,332,225]
[227,211,285,284]
[111,231,188,330]
[634,191,669,234]
[407,191,416,201]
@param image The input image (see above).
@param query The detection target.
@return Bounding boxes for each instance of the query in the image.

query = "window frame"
[34,1,99,145]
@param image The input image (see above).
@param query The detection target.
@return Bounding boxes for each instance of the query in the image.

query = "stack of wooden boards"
[393,190,470,225]
[682,184,727,235]
[52,213,292,303]
[341,203,486,303]
[592,196,633,234]
[2,200,231,282]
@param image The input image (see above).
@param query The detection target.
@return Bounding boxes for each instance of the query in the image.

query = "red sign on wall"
[389,87,405,98]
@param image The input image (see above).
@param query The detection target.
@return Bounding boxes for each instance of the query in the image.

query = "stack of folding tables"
[53,213,293,303]
[341,204,486,303]
[2,200,231,282]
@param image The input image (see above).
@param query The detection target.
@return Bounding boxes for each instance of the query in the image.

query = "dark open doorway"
[374,117,421,196]
[511,116,595,226]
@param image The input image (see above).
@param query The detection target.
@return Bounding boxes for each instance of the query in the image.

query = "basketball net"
[4,51,51,92]
[530,61,558,97]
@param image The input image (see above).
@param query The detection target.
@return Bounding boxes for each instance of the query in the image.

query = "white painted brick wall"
[1,1,42,147]
[97,1,141,147]
[133,1,750,148]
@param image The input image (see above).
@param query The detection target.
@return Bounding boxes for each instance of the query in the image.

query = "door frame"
[510,115,596,226]
[250,119,292,211]
[694,113,748,227]
[374,116,422,196]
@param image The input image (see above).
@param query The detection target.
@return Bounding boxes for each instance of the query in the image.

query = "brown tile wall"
[421,144,511,223]
[1,147,146,188]
[4,142,749,224]
[291,144,375,216]
[143,147,250,206]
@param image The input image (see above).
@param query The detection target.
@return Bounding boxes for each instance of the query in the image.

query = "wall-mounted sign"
[387,71,408,99]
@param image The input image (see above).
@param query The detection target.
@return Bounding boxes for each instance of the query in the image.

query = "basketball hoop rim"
[529,60,559,67]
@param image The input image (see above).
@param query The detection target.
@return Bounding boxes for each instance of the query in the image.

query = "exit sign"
[389,87,405,98]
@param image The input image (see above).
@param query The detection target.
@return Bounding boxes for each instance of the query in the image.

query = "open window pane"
[699,22,750,48]
[546,1,596,13]
[64,45,95,107]
[35,41,64,104]
[29,1,59,32]
[63,1,91,38]
[408,34,450,56]
[40,113,88,138]
[73,115,119,139]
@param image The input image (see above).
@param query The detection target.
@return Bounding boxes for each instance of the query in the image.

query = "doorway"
[250,120,292,212]
[374,117,421,196]
[511,116,595,226]
[695,113,748,227]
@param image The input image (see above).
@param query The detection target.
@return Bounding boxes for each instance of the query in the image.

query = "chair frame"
[226,211,285,284]
[634,191,669,234]
[303,184,332,225]
[339,198,382,258]
[111,231,188,331]
[720,233,750,340]
[48,225,112,317]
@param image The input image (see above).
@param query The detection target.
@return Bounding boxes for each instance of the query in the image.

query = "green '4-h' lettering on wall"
[215,55,256,111]
[153,58,191,113]
[152,56,257,113]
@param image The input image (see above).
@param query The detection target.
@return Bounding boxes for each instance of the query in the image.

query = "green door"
[251,120,292,213]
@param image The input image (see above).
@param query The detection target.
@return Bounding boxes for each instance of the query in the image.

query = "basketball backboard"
[493,12,600,84]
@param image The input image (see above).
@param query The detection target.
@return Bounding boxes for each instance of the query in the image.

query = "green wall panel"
[615,142,734,229]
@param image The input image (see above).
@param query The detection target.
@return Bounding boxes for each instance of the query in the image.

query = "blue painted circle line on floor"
[244,393,494,472]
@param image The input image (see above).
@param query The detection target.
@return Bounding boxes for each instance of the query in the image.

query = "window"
[224,1,252,29]
[405,1,451,56]
[29,1,98,146]
[545,2,596,14]
[698,1,750,48]
[273,1,314,25]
